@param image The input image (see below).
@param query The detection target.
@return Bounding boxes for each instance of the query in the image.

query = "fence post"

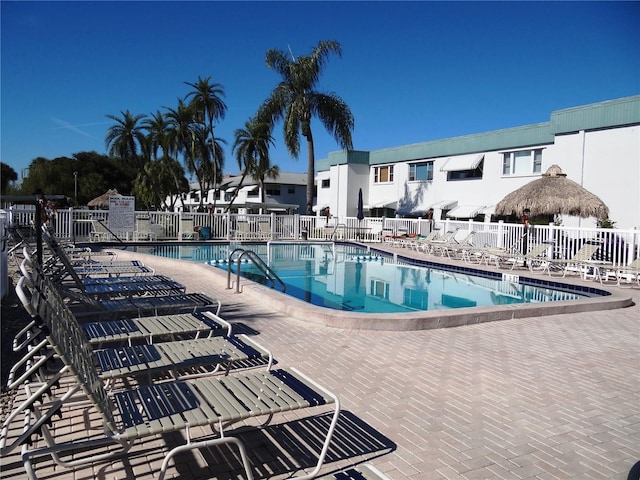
[269,212,276,240]
[68,208,74,243]
[628,227,638,265]
[293,214,300,240]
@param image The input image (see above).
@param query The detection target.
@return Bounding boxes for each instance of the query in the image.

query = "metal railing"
[226,247,285,294]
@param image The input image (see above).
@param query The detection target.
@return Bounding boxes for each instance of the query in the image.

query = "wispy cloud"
[50,118,109,139]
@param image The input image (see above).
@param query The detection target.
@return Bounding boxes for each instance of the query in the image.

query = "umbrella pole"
[521,209,530,267]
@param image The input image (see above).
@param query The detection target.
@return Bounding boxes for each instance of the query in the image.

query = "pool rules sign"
[108,195,135,236]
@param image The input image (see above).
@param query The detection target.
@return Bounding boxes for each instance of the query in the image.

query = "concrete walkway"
[2,246,638,479]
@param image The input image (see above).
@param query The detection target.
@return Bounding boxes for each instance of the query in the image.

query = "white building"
[170,172,308,214]
[315,95,640,228]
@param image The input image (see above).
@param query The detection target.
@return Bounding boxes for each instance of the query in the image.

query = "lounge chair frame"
[7,279,340,480]
[615,257,640,287]
[11,276,271,391]
[14,274,227,349]
[539,241,604,278]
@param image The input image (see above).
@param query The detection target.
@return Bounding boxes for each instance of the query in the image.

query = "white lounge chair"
[615,257,640,287]
[15,274,227,350]
[11,276,269,390]
[233,221,252,240]
[21,255,182,299]
[39,230,154,279]
[90,219,111,242]
[427,228,460,256]
[133,216,157,241]
[4,279,341,480]
[180,217,199,240]
[540,241,604,278]
[440,231,476,260]
[23,259,219,320]
[408,230,441,253]
[257,221,274,239]
[485,242,552,271]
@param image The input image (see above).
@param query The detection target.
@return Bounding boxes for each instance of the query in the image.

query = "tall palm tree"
[185,76,227,209]
[142,110,171,161]
[260,40,354,214]
[231,116,277,210]
[193,125,227,207]
[142,110,191,211]
[105,110,146,169]
[164,99,199,210]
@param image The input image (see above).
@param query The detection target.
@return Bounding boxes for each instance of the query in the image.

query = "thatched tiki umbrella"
[495,165,609,220]
[87,188,123,209]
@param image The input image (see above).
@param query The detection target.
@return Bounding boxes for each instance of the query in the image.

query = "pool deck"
[2,243,639,479]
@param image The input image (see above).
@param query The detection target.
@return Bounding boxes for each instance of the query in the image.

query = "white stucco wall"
[551,125,640,228]
[320,122,639,228]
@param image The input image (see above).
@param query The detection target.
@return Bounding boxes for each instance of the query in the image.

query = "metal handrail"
[226,247,286,294]
[330,223,347,241]
[96,219,125,244]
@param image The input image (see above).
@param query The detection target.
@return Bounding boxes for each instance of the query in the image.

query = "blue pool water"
[146,242,595,314]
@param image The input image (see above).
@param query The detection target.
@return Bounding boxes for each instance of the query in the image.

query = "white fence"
[0,210,9,298]
[6,207,640,268]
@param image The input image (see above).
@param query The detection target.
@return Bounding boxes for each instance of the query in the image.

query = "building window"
[409,161,434,181]
[374,165,394,183]
[370,279,390,300]
[247,189,259,197]
[321,179,330,188]
[288,187,295,194]
[447,159,483,181]
[266,187,280,196]
[502,149,543,175]
[403,288,428,309]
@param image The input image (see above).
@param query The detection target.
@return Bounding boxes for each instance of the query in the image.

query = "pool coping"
[114,242,635,332]
[239,277,633,332]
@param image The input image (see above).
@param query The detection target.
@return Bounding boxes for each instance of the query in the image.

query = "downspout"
[335,162,340,220]
[579,129,586,227]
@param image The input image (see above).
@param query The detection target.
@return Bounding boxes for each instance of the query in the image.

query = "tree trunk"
[305,131,315,215]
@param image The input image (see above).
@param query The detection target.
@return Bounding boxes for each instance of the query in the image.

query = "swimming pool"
[145,242,599,314]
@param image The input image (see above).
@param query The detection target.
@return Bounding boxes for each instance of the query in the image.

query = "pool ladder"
[227,248,286,293]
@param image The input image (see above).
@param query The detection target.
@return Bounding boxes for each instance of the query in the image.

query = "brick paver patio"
[2,245,638,479]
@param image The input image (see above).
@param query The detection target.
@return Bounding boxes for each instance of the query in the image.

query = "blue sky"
[2,1,639,181]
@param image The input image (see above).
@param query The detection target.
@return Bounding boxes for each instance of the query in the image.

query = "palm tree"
[192,125,227,208]
[133,156,188,210]
[164,99,199,210]
[260,40,354,214]
[185,76,227,209]
[1,162,18,195]
[142,110,191,211]
[105,110,146,169]
[231,116,277,210]
[165,98,226,211]
[142,110,171,161]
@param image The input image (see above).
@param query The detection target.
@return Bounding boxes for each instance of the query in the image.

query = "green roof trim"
[550,95,640,134]
[316,95,640,172]
[368,122,552,165]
